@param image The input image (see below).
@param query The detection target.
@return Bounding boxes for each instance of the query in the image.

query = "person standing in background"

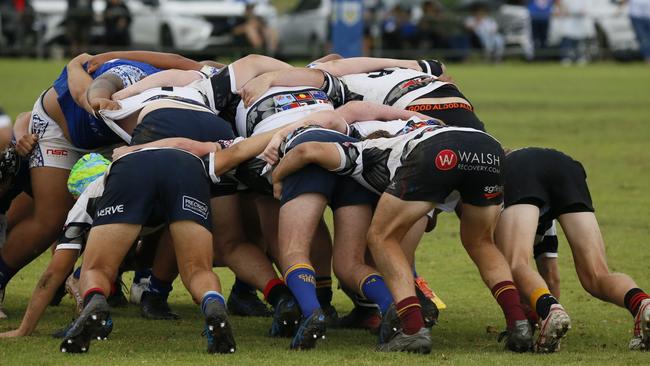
[527,0,554,51]
[553,0,594,65]
[65,0,94,55]
[104,0,131,47]
[626,0,650,63]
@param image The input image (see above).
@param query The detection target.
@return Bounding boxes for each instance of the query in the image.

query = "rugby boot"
[290,308,327,350]
[107,280,128,308]
[321,304,340,328]
[65,274,83,315]
[377,327,432,354]
[339,305,381,332]
[203,300,236,354]
[227,290,271,317]
[0,287,7,319]
[629,298,650,350]
[140,292,179,320]
[535,304,571,353]
[415,276,447,310]
[415,285,439,327]
[378,305,401,344]
[269,293,301,337]
[53,315,113,340]
[498,319,533,353]
[129,277,150,305]
[60,295,111,353]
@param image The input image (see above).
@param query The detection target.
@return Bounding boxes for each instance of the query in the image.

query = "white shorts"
[28,93,90,170]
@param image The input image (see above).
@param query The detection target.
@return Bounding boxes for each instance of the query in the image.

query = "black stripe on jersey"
[209,67,241,125]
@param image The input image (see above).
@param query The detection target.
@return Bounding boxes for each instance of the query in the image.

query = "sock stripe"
[529,287,551,308]
[358,273,381,296]
[630,293,649,313]
[284,263,315,278]
[396,303,421,316]
[493,285,517,299]
[263,278,284,301]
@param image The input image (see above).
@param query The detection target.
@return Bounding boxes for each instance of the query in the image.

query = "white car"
[32,0,276,51]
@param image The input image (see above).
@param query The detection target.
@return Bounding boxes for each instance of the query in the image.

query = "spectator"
[527,0,554,50]
[382,4,419,51]
[231,2,279,56]
[0,0,36,52]
[465,2,505,62]
[104,0,131,47]
[553,0,594,65]
[417,0,447,49]
[65,0,94,55]
[626,0,650,63]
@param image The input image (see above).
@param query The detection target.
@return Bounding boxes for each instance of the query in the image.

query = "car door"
[128,0,163,47]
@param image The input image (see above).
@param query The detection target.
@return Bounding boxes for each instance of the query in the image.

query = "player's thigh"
[169,221,214,272]
[369,193,434,245]
[84,224,142,272]
[495,204,539,267]
[557,212,609,279]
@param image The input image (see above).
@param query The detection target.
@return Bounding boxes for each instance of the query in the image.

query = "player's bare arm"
[86,51,207,73]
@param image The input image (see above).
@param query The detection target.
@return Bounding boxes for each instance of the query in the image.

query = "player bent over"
[272,125,533,353]
[496,147,650,352]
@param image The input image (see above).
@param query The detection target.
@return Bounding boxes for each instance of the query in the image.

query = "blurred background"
[0,0,648,64]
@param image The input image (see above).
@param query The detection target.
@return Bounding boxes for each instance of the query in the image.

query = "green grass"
[1,60,650,365]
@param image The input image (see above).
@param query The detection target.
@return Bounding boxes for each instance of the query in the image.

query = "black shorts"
[93,149,212,231]
[132,107,238,197]
[386,130,504,207]
[406,85,485,131]
[280,128,378,209]
[503,147,594,223]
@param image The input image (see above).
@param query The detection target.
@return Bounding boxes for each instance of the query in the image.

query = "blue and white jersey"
[53,59,161,149]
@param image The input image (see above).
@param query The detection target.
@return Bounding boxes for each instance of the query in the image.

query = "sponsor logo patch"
[97,204,124,217]
[435,149,458,170]
[456,150,501,173]
[483,185,503,199]
[182,195,209,219]
[46,149,69,157]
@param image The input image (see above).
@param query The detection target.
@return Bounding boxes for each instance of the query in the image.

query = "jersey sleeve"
[207,65,241,123]
[331,142,362,176]
[320,71,358,107]
[55,179,104,252]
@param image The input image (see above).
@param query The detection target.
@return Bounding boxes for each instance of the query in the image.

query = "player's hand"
[262,133,284,165]
[272,180,283,200]
[15,133,38,157]
[91,98,120,112]
[438,74,454,83]
[71,53,93,68]
[112,145,135,160]
[239,74,272,108]
[0,329,27,338]
[86,53,114,73]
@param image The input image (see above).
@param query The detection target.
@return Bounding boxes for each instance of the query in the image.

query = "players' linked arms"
[240,67,325,107]
[272,142,342,183]
[230,54,292,92]
[213,130,278,176]
[67,53,95,113]
[112,138,215,160]
[111,69,202,101]
[314,57,420,77]
[13,112,37,157]
[336,101,429,123]
[86,51,204,73]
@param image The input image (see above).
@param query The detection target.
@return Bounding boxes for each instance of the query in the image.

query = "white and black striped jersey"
[191,65,351,137]
[331,125,493,211]
[349,117,444,139]
[339,68,450,109]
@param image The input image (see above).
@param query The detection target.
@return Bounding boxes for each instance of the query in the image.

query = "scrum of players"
[0,50,648,355]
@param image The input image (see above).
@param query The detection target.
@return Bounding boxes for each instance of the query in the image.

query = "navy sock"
[284,264,321,317]
[133,268,152,284]
[360,274,394,315]
[231,277,256,295]
[73,266,81,280]
[200,291,226,316]
[0,254,16,289]
[315,276,333,307]
[148,275,173,298]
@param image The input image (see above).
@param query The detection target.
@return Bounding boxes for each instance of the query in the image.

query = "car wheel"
[160,25,174,50]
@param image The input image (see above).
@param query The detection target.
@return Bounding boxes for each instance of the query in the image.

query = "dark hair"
[0,143,19,187]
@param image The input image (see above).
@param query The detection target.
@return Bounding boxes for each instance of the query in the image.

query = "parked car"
[275,0,331,57]
[31,0,276,52]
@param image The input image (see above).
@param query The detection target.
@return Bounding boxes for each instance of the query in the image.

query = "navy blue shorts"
[131,107,238,197]
[280,127,378,209]
[93,149,212,231]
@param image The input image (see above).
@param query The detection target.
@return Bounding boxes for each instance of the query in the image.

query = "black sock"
[266,283,293,308]
[535,294,559,320]
[82,289,105,308]
[316,276,333,307]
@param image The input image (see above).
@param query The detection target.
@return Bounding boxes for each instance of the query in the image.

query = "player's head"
[0,142,19,192]
[67,153,111,198]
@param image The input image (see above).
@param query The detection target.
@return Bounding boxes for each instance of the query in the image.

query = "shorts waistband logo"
[435,149,458,170]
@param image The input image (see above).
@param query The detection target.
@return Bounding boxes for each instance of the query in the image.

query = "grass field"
[0,60,649,365]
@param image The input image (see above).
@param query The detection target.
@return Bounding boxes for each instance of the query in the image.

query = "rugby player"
[0,51,205,318]
[495,147,650,352]
[272,124,533,353]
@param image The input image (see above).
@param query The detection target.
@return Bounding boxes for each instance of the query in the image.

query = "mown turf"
[0,60,649,365]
